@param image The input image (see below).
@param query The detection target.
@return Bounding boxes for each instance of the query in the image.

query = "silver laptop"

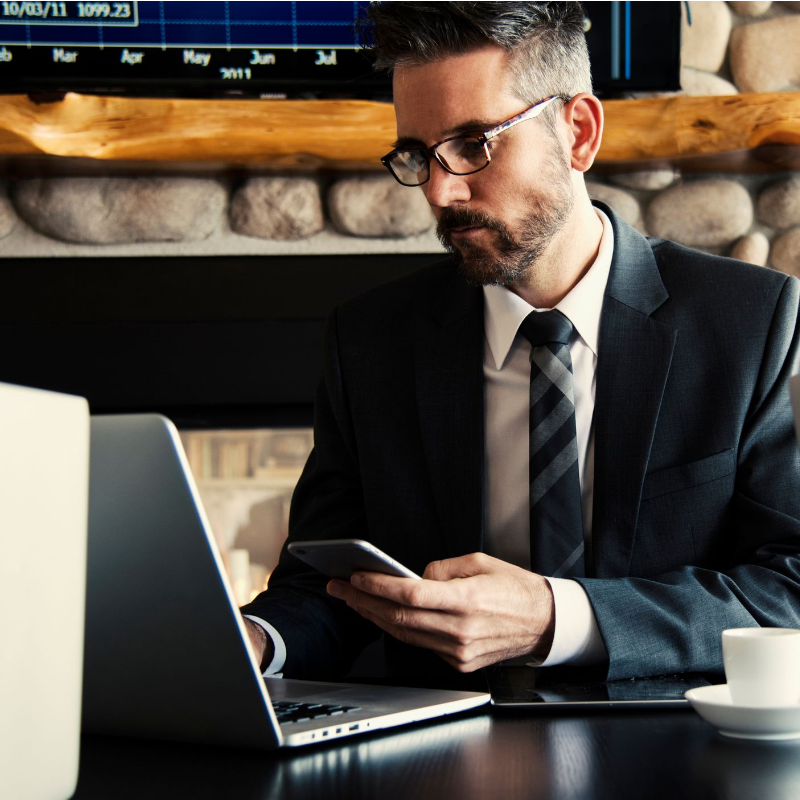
[0,382,89,800]
[82,414,488,749]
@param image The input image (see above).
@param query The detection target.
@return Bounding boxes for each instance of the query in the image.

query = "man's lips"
[449,225,487,237]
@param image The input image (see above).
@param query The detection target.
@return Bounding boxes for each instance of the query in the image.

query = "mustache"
[436,207,510,240]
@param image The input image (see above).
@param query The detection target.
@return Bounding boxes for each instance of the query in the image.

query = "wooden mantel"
[1,92,800,172]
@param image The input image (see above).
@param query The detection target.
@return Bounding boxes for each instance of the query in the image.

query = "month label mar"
[52,47,78,63]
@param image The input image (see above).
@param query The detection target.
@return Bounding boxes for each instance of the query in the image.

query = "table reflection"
[692,736,800,800]
[73,709,800,800]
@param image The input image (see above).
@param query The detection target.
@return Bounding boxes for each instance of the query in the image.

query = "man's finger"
[332,580,465,636]
[352,603,511,672]
[423,552,502,581]
[347,571,467,611]
[351,603,489,667]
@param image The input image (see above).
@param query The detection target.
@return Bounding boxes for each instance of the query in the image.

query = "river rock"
[680,67,738,96]
[730,16,800,93]
[0,188,16,239]
[230,177,324,240]
[609,169,679,192]
[327,175,434,237]
[771,228,800,276]
[728,1,772,17]
[646,179,753,247]
[730,232,770,266]
[12,176,226,244]
[585,182,642,229]
[756,177,800,230]
[681,1,732,73]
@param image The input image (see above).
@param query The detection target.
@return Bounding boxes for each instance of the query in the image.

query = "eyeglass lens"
[386,150,429,186]
[387,137,489,186]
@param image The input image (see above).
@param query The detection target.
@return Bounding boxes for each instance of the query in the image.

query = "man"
[241,2,800,684]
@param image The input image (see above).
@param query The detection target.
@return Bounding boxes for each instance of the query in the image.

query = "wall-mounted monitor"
[0,1,681,98]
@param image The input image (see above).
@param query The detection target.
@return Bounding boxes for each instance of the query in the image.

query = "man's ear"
[564,93,604,173]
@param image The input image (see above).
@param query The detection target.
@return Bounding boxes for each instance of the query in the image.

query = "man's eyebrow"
[392,135,426,150]
[443,118,498,137]
[392,119,499,150]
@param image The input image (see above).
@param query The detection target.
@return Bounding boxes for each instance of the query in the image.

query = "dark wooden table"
[71,707,800,800]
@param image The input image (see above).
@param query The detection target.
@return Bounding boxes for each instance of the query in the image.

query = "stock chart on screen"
[0,1,680,98]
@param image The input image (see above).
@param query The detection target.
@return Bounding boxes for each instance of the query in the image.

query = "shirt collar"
[483,208,614,370]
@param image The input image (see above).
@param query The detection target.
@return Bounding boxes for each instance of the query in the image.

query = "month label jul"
[314,49,337,66]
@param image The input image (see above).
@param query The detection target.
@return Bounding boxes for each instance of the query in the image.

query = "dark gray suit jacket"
[242,204,800,682]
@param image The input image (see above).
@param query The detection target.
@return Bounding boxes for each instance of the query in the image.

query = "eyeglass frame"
[380,94,571,187]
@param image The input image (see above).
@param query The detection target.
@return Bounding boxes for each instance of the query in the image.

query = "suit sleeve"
[579,275,800,681]
[239,307,380,679]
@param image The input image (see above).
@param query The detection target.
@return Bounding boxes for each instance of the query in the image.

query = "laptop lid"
[83,414,282,750]
[0,382,89,800]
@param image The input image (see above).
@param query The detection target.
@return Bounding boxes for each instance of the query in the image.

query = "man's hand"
[327,553,555,673]
[243,617,274,672]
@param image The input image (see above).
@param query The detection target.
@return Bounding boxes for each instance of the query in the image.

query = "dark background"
[0,254,437,428]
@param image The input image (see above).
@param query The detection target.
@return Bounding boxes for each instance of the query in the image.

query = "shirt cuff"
[538,578,608,666]
[243,615,286,677]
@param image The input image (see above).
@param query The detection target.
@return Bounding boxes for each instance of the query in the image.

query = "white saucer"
[685,684,800,741]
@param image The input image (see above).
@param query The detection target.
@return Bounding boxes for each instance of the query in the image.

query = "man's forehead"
[392,46,520,144]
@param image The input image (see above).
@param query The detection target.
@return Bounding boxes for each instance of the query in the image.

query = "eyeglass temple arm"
[483,95,563,142]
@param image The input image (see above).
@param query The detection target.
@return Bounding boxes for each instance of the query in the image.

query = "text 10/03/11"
[0,2,134,22]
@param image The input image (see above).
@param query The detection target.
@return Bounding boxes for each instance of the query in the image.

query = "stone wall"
[0,174,442,258]
[1,1,799,275]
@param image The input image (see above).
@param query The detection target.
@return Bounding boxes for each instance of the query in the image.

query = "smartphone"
[287,539,422,581]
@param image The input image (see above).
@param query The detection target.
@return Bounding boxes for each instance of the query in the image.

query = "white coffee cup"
[722,628,800,707]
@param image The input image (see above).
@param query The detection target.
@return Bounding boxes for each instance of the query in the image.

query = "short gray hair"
[362,2,592,106]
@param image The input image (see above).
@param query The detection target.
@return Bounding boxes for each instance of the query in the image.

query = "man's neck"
[506,199,604,309]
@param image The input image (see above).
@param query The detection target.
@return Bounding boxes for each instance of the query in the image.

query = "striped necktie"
[519,309,585,578]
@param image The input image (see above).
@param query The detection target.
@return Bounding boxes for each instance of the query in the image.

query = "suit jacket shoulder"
[648,236,796,308]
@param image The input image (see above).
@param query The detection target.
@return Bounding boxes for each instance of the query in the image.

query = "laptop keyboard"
[272,701,362,725]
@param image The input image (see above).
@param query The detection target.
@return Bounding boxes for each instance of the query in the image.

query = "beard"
[436,151,574,287]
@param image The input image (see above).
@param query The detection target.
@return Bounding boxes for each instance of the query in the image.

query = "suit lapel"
[591,204,677,577]
[414,270,486,559]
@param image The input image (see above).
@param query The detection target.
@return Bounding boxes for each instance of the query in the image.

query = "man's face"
[393,46,575,287]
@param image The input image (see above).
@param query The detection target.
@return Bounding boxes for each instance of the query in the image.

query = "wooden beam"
[601,93,800,163]
[0,93,397,169]
[1,92,800,170]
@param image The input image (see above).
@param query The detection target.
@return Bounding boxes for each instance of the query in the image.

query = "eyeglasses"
[381,94,569,188]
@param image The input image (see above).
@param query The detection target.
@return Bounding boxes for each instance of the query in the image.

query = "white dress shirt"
[483,208,613,665]
[251,208,614,675]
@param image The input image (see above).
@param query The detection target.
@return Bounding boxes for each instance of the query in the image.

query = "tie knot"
[519,309,573,347]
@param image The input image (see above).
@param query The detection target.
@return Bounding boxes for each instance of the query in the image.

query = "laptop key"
[272,701,362,725]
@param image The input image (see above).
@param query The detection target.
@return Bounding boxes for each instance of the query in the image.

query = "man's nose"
[422,160,472,209]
